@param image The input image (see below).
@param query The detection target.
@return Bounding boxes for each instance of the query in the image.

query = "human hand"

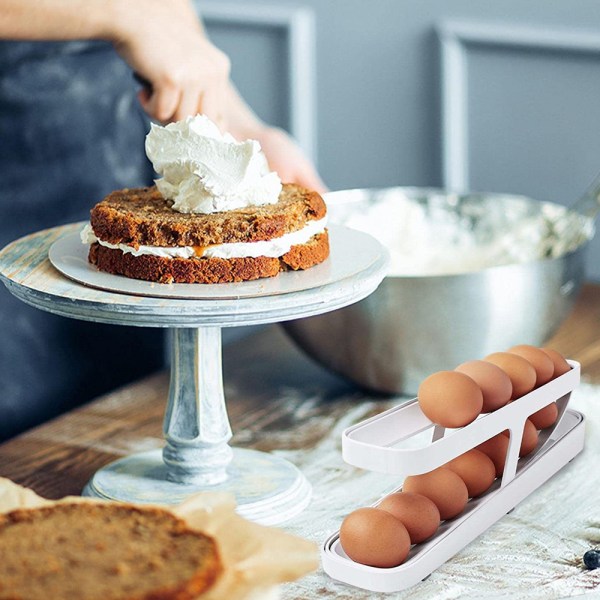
[256,127,328,193]
[109,0,230,126]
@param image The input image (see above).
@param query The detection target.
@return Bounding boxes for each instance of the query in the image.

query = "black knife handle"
[133,72,152,92]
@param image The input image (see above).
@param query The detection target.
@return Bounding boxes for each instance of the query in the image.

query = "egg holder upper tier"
[322,360,584,593]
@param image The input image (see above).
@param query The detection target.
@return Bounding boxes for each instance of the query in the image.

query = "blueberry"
[583,549,600,570]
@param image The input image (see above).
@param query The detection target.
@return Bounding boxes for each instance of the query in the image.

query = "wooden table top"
[0,283,599,597]
[1,283,599,499]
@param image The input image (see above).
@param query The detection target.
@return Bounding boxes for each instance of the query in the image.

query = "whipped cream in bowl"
[326,187,594,276]
[284,186,592,396]
[145,115,282,214]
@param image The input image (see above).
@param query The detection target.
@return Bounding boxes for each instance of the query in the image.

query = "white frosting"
[145,115,282,214]
[81,219,327,260]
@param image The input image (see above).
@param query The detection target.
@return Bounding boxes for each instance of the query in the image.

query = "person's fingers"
[197,89,227,132]
[143,84,180,123]
[174,87,201,122]
[282,165,328,193]
[300,168,329,194]
[137,87,151,108]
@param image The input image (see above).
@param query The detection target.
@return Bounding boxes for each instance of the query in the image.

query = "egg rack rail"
[322,361,584,593]
[0,222,389,526]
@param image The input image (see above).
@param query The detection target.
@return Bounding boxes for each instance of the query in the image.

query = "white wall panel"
[200,2,317,162]
[439,20,600,279]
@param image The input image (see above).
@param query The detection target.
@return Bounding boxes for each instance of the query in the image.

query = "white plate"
[48,224,383,300]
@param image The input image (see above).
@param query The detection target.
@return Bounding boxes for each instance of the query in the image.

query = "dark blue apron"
[0,40,163,440]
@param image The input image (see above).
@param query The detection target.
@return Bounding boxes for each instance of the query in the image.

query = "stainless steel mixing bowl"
[283,187,593,395]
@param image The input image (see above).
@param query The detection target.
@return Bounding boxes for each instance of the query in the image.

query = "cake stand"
[0,223,389,525]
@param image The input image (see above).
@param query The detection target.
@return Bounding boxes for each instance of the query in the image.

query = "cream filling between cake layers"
[80,218,327,260]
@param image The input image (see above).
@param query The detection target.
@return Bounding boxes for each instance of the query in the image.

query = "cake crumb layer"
[90,183,327,247]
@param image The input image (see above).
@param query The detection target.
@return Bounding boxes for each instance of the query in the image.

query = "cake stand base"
[0,223,388,526]
[82,447,311,526]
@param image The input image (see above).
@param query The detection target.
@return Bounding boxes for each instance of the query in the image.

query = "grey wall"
[204,1,600,280]
[208,22,290,132]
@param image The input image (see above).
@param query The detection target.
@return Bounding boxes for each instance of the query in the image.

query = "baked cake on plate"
[81,116,329,284]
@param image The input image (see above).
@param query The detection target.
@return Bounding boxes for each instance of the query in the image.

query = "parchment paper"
[0,480,318,599]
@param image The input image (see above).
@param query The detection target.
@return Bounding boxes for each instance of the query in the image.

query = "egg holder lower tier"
[322,360,584,593]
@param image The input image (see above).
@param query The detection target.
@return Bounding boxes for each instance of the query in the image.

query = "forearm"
[0,0,117,41]
[225,81,268,141]
[0,0,325,192]
[223,81,327,192]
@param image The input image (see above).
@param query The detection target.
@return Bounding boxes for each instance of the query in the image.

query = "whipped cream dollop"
[145,115,282,214]
[81,219,326,260]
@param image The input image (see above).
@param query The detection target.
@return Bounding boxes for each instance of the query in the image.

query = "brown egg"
[541,348,571,379]
[477,433,510,477]
[445,449,497,497]
[339,507,411,568]
[507,345,554,387]
[503,419,539,457]
[403,468,468,520]
[378,492,440,544]
[418,371,483,428]
[529,402,559,429]
[455,360,512,412]
[484,352,537,399]
[521,419,540,456]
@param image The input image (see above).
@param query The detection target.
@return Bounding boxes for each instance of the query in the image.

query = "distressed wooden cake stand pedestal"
[0,223,388,525]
